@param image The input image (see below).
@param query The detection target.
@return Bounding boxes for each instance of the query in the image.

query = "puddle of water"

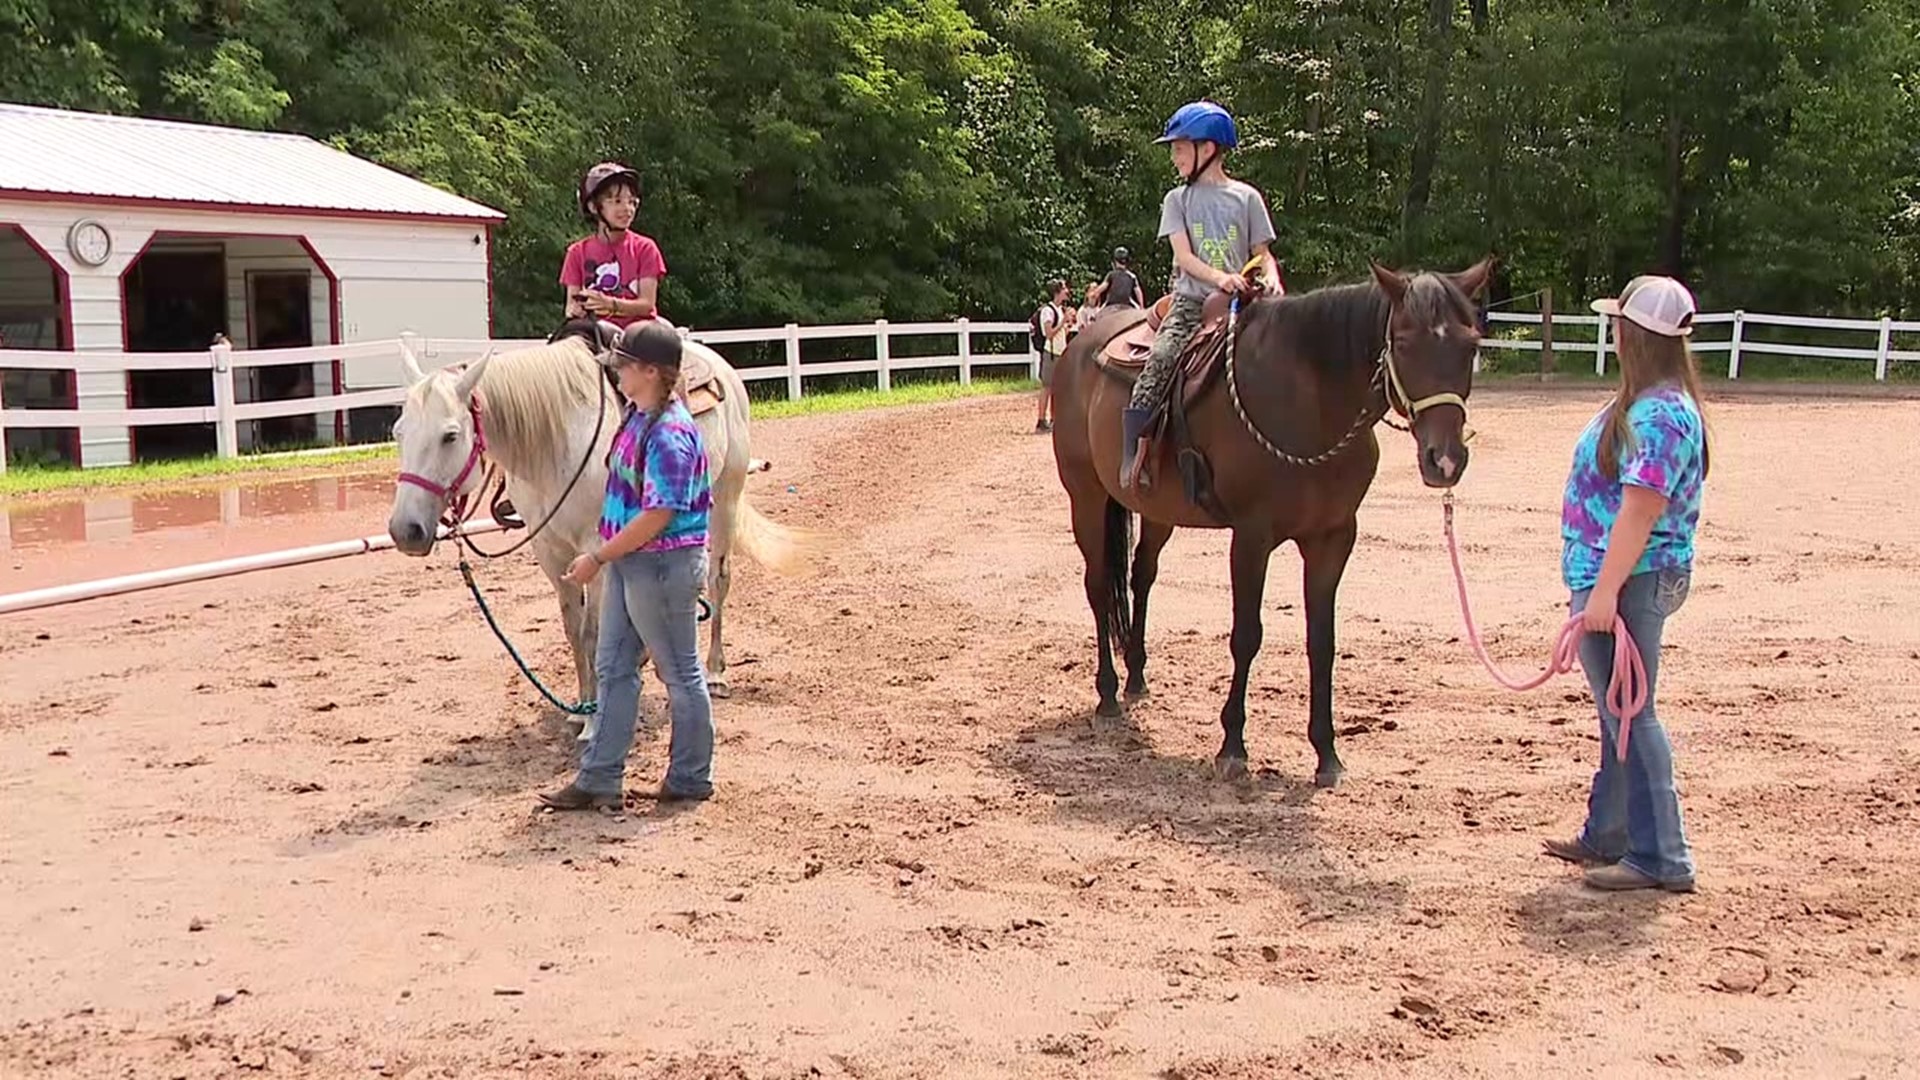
[0,473,395,551]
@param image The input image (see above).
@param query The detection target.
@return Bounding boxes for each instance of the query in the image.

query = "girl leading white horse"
[385,321,804,738]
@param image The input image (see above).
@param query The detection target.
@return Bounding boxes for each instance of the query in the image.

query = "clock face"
[67,220,112,267]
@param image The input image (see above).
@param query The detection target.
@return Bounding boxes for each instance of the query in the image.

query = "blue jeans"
[576,546,714,797]
[1570,567,1695,884]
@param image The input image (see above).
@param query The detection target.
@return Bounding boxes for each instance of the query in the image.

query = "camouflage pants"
[1129,294,1206,409]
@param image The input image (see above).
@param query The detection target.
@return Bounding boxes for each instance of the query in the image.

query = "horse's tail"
[732,495,816,577]
[1103,498,1134,656]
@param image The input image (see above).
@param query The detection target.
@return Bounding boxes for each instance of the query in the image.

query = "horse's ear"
[1451,255,1497,299]
[453,351,492,400]
[400,339,427,385]
[1369,260,1409,301]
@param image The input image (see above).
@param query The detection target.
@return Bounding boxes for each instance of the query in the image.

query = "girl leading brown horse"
[1050,259,1494,787]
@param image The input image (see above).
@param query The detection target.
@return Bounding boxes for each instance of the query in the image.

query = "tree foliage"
[5,0,1917,332]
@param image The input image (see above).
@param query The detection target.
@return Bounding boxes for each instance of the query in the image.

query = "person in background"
[1085,247,1146,323]
[1031,280,1070,433]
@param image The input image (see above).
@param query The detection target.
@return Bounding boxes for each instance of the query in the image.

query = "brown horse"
[1050,259,1494,787]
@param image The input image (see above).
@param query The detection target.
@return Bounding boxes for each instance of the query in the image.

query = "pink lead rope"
[1441,493,1648,764]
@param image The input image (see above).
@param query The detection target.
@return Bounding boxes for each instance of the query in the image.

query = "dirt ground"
[2,387,1917,1079]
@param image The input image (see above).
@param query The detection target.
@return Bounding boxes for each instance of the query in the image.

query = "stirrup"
[492,498,526,531]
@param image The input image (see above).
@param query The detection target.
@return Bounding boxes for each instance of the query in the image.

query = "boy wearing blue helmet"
[1121,100,1279,490]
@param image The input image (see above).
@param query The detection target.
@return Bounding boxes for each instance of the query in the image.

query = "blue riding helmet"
[1154,101,1239,149]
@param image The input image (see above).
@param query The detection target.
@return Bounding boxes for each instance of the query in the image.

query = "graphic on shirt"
[591,260,629,296]
[1190,221,1242,272]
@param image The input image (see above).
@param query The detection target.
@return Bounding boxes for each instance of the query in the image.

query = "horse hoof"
[1213,756,1248,782]
[709,681,732,700]
[1314,768,1344,789]
[1124,680,1149,700]
[1095,699,1124,720]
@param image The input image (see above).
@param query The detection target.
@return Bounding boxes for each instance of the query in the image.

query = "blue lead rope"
[456,558,712,718]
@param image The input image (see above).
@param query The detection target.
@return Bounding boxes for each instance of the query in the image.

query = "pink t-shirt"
[560,232,667,327]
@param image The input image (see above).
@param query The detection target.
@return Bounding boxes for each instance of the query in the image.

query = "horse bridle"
[1226,299,1475,468]
[395,324,613,559]
[396,394,490,523]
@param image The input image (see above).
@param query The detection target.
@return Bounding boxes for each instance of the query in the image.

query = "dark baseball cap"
[603,319,684,368]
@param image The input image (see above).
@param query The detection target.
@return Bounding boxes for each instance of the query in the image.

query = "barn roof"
[0,103,505,223]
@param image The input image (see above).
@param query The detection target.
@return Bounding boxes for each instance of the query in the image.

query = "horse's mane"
[408,337,609,474]
[481,338,610,470]
[1243,271,1477,377]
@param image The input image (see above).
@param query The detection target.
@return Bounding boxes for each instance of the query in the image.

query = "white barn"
[0,103,503,467]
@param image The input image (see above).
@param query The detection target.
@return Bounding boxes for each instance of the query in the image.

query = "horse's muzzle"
[1420,442,1469,488]
[388,517,436,556]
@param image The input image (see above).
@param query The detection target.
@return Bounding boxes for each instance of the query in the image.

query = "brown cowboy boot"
[1119,406,1153,491]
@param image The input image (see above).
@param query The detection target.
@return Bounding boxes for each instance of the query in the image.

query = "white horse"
[386,321,805,739]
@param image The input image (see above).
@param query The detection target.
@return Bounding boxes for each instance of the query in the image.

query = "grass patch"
[0,445,395,500]
[2,377,1039,499]
[750,375,1036,420]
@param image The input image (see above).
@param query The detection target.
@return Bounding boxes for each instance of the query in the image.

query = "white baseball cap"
[1590,275,1697,337]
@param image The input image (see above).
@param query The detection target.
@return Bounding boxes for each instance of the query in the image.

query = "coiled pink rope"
[1441,494,1647,763]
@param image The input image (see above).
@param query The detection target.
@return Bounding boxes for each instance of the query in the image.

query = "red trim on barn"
[0,221,80,465]
[484,225,496,338]
[0,187,502,225]
[117,229,345,460]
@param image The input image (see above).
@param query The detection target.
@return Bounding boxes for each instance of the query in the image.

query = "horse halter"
[396,396,489,523]
[1377,313,1472,423]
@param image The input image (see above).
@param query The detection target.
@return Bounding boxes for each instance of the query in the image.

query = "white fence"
[0,319,1035,474]
[1478,309,1916,380]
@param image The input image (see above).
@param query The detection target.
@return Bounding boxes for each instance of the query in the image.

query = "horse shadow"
[987,701,1409,925]
[278,699,668,858]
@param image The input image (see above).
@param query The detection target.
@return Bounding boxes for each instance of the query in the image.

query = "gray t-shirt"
[1158,179,1277,300]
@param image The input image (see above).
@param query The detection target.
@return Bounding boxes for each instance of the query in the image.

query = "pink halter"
[397,396,489,522]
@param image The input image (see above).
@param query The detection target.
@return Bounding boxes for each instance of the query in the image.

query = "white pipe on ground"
[0,521,506,618]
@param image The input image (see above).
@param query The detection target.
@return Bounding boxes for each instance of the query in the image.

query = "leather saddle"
[1090,260,1281,516]
[1095,288,1240,410]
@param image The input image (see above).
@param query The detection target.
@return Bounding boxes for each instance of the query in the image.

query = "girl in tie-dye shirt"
[1545,275,1710,894]
[541,321,716,812]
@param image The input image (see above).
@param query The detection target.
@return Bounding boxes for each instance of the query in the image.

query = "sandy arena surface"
[2,387,1917,1079]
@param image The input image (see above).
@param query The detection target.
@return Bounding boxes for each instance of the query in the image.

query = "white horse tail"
[731,495,815,577]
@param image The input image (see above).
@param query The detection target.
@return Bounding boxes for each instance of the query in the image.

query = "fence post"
[957,317,973,386]
[1594,312,1608,376]
[875,319,891,393]
[1540,287,1556,376]
[784,323,803,401]
[1728,310,1745,380]
[0,373,9,476]
[1875,316,1892,382]
[211,341,238,460]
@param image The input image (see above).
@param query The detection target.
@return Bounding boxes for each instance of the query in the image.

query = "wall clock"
[67,219,112,267]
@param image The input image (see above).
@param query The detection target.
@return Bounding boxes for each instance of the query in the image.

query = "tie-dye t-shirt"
[599,399,711,551]
[1560,383,1706,591]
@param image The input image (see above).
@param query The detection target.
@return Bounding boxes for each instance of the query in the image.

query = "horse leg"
[532,535,597,741]
[704,550,732,698]
[1125,520,1175,699]
[1299,520,1358,788]
[1216,527,1275,781]
[1069,491,1125,719]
